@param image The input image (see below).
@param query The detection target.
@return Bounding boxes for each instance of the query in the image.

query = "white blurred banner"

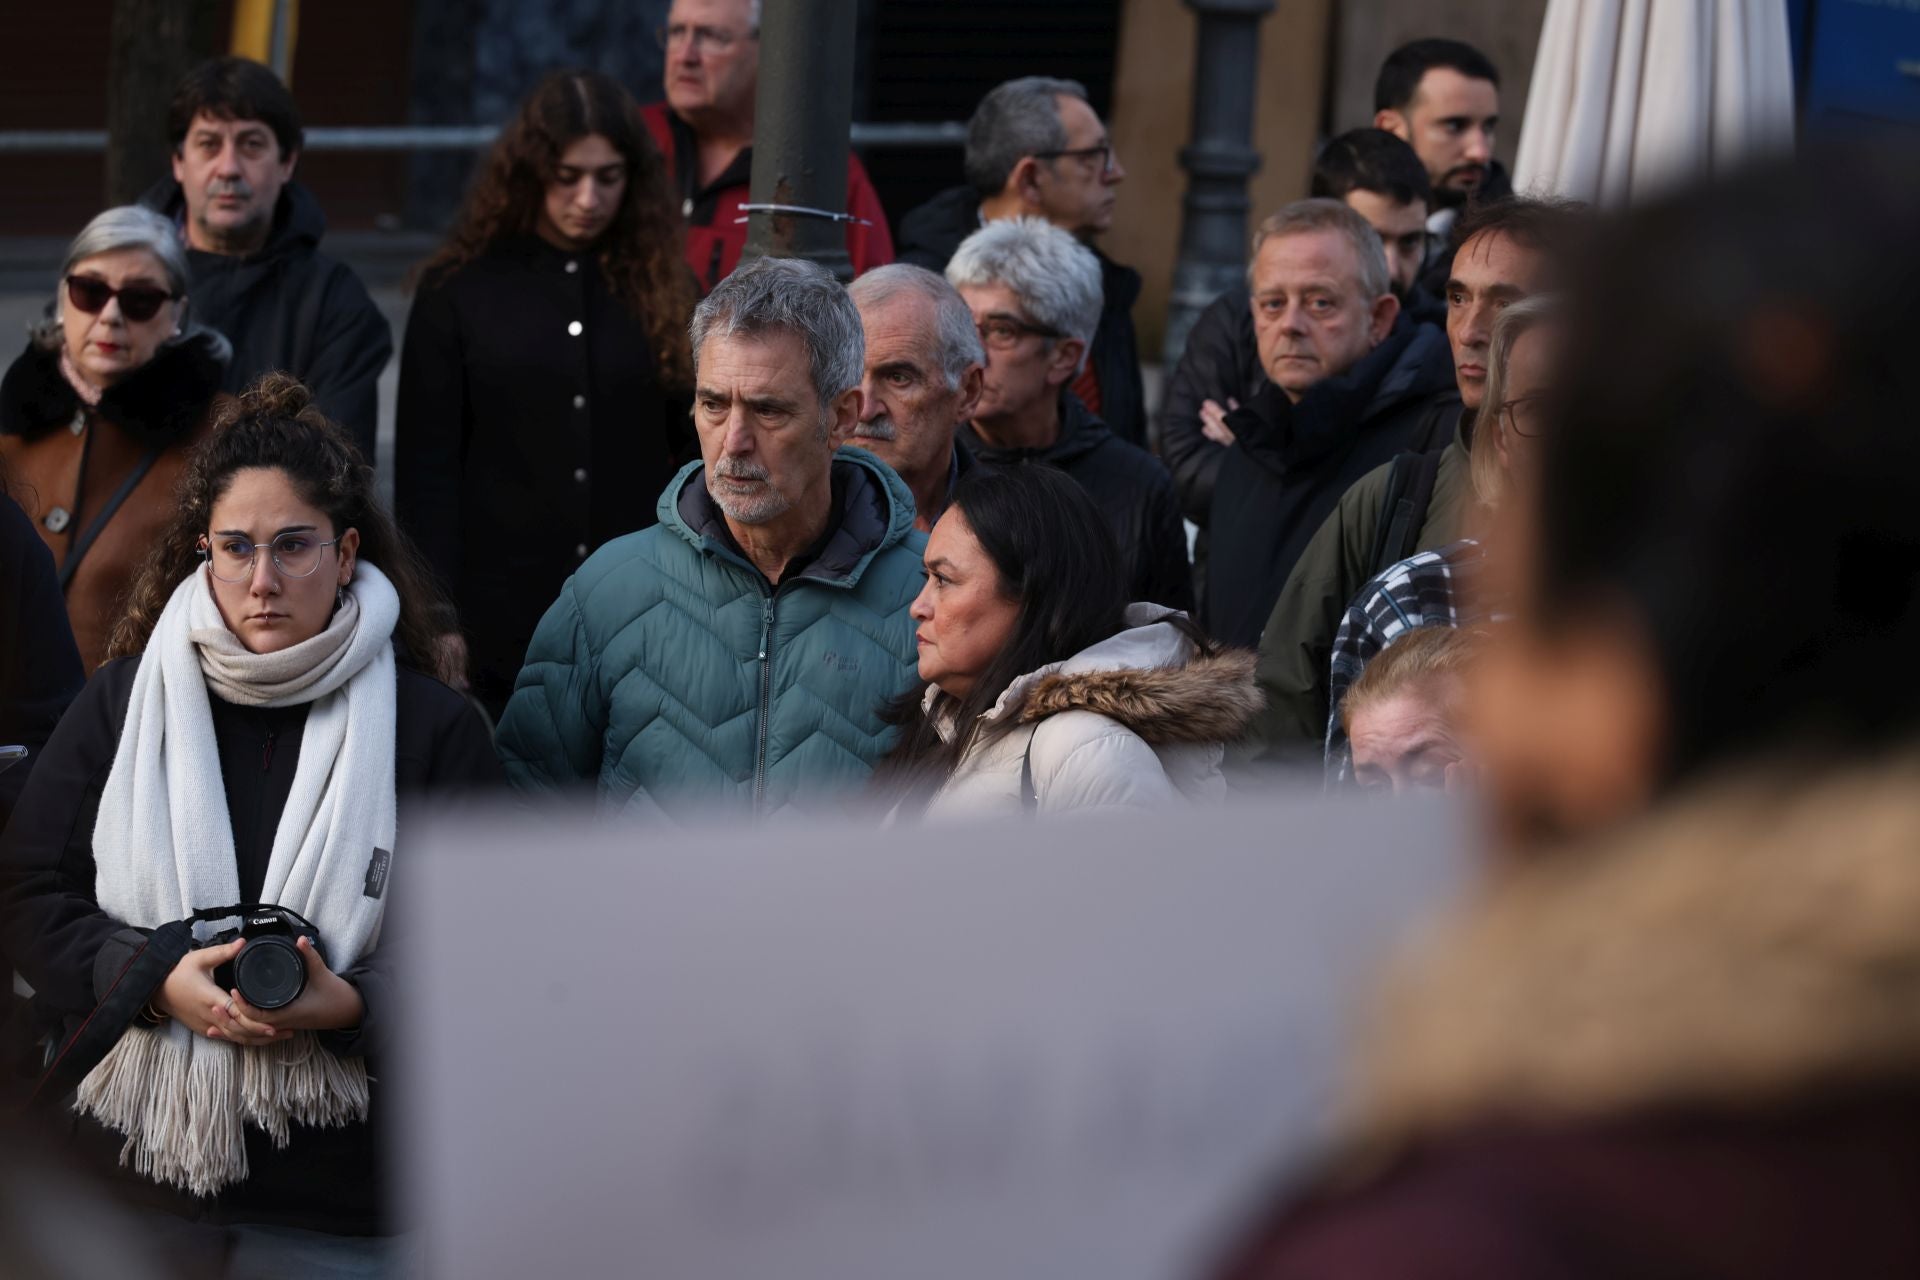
[397,796,1467,1280]
[1516,0,1796,206]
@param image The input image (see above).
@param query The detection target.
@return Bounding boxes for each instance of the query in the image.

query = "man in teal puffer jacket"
[496,258,927,820]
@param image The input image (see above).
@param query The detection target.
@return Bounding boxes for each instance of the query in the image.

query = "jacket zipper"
[752,591,778,811]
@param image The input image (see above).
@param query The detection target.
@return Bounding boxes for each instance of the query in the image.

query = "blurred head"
[1246,200,1398,402]
[662,0,762,131]
[1444,197,1584,408]
[946,217,1102,427]
[1312,128,1434,298]
[111,376,450,664]
[966,76,1125,238]
[848,264,985,499]
[1345,626,1481,794]
[421,70,694,389]
[48,206,200,391]
[167,57,302,255]
[1468,296,1561,510]
[689,257,863,526]
[1374,39,1501,205]
[1472,150,1920,849]
[910,465,1127,705]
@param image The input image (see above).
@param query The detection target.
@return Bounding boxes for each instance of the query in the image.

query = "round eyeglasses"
[200,532,341,583]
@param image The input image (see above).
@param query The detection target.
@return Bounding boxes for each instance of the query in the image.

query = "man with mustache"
[640,0,893,294]
[497,258,925,819]
[1372,39,1509,294]
[1244,197,1583,766]
[141,58,390,460]
[847,264,985,533]
[897,78,1146,449]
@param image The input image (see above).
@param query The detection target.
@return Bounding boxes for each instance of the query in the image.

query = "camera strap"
[30,919,195,1108]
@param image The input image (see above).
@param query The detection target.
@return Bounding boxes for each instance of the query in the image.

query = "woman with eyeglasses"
[0,375,500,1260]
[396,69,697,722]
[0,206,230,672]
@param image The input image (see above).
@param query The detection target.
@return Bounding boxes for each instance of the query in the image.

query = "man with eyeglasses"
[945,218,1190,612]
[639,0,894,294]
[140,58,390,461]
[899,77,1147,450]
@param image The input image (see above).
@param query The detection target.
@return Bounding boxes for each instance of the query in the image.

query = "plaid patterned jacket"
[1324,539,1491,781]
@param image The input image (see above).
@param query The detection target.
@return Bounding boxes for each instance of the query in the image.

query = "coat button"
[564,259,579,274]
[44,506,71,533]
[572,394,586,410]
[567,320,583,337]
[575,543,589,559]
[574,467,589,483]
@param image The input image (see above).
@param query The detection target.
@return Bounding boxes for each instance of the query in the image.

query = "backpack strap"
[1367,447,1445,581]
[59,447,163,592]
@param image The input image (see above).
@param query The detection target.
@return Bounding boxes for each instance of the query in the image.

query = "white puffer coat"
[919,606,1263,820]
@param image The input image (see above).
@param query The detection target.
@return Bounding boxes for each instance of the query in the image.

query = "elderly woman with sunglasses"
[0,376,499,1260]
[0,206,231,672]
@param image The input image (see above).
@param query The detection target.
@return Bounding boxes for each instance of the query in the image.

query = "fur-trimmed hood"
[1339,753,1920,1162]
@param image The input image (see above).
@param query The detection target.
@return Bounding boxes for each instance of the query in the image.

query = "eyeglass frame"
[654,22,757,54]
[197,531,345,583]
[1030,142,1119,177]
[1498,392,1553,439]
[975,312,1064,351]
[64,274,181,324]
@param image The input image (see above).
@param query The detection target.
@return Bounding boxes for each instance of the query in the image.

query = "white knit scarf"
[77,561,401,1197]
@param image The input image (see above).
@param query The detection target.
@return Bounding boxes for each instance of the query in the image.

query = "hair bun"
[234,371,318,420]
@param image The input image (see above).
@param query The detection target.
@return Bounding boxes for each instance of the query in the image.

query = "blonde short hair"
[1468,294,1560,509]
[1341,625,1484,736]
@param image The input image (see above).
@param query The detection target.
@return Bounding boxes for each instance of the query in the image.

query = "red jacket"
[641,102,894,293]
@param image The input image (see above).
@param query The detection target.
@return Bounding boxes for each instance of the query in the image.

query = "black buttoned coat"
[395,236,691,715]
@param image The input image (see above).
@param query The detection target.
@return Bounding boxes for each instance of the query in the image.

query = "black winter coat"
[961,393,1193,612]
[141,181,392,459]
[1205,320,1459,647]
[394,237,692,717]
[0,655,501,1234]
[897,185,1148,449]
[0,493,82,830]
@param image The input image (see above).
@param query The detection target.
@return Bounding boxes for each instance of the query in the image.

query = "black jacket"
[141,180,391,459]
[0,494,83,830]
[898,185,1148,449]
[0,655,501,1234]
[961,392,1192,612]
[1205,320,1459,647]
[394,237,693,717]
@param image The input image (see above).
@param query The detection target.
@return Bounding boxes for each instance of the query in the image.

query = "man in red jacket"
[642,0,893,293]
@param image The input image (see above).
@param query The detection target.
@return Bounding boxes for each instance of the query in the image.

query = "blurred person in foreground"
[496,258,924,818]
[1323,296,1561,779]
[946,217,1192,611]
[1342,625,1480,796]
[0,379,498,1265]
[641,0,892,291]
[143,57,390,457]
[0,206,230,673]
[1210,150,1920,1278]
[396,70,697,720]
[848,264,985,533]
[877,465,1259,820]
[898,76,1145,448]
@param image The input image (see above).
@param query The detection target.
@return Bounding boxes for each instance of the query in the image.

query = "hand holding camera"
[154,904,365,1043]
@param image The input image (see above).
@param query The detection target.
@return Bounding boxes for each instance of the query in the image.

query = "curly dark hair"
[414,69,694,389]
[108,374,457,679]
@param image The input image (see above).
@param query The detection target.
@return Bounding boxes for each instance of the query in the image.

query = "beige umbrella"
[1515,0,1796,206]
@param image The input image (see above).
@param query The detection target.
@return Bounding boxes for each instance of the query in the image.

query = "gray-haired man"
[497,258,926,819]
[897,76,1146,448]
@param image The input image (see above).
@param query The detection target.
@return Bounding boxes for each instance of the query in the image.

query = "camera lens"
[233,936,307,1010]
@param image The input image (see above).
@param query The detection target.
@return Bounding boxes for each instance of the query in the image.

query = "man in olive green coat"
[496,258,927,820]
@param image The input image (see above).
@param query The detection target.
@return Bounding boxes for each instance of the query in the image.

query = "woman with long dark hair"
[879,465,1260,818]
[396,69,697,718]
[0,377,499,1258]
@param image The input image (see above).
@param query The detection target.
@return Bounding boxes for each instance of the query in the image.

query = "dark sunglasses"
[65,275,179,323]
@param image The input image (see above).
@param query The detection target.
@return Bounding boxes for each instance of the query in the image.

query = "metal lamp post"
[741,0,857,280]
[1161,0,1276,375]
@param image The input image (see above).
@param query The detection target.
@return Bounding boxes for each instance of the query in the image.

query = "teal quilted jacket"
[495,447,927,818]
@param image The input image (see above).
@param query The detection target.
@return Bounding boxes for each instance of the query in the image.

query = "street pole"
[1161,0,1275,379]
[741,0,856,280]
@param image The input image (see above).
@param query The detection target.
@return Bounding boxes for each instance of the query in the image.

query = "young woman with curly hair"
[0,376,499,1261]
[395,69,697,719]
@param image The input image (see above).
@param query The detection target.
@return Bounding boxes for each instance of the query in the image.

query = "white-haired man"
[946,218,1190,611]
[847,264,985,532]
[497,258,925,819]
